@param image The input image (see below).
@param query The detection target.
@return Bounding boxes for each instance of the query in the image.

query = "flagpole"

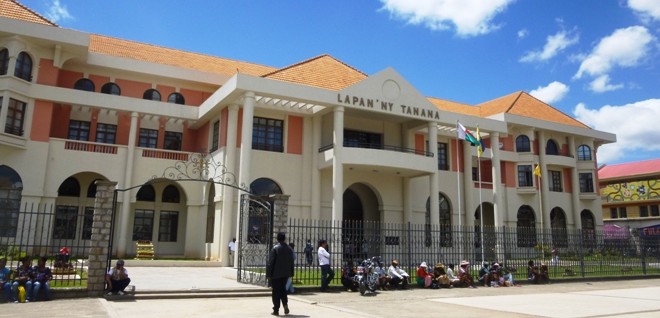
[478,142,484,265]
[455,122,462,257]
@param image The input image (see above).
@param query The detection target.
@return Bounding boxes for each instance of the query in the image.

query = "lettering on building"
[337,93,440,121]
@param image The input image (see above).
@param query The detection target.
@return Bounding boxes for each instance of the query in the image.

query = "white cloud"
[628,0,660,21]
[573,99,660,163]
[517,29,528,39]
[379,0,515,37]
[589,75,624,93]
[529,81,569,104]
[520,30,579,62]
[574,26,654,79]
[45,0,73,23]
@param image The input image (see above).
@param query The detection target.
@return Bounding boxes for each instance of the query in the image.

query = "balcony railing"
[142,148,189,161]
[319,142,433,157]
[64,140,118,154]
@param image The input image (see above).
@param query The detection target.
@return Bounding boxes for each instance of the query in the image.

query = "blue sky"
[19,0,660,165]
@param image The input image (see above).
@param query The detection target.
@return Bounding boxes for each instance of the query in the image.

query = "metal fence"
[0,203,88,287]
[287,218,660,287]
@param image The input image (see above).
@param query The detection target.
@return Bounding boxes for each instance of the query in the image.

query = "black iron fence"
[287,218,660,287]
[0,204,89,288]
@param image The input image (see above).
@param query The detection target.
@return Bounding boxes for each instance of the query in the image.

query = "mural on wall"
[601,179,660,202]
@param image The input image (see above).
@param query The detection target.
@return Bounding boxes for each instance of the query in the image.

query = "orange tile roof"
[598,158,660,180]
[89,35,277,77]
[478,91,589,128]
[427,97,480,116]
[263,54,367,91]
[0,0,57,26]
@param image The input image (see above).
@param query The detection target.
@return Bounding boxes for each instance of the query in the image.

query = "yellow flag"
[534,164,542,178]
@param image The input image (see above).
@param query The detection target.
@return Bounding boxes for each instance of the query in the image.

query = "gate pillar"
[87,180,117,296]
[270,194,290,240]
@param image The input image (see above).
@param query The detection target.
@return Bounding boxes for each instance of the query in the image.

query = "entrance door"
[342,183,380,262]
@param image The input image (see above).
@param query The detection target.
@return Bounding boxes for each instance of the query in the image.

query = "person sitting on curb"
[341,260,359,292]
[446,263,460,287]
[105,260,131,296]
[0,258,12,302]
[416,262,432,288]
[432,262,451,288]
[12,257,34,303]
[457,260,476,288]
[387,259,409,289]
[374,259,390,290]
[32,256,53,301]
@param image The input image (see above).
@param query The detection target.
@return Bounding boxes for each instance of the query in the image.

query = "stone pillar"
[270,194,291,240]
[332,106,344,223]
[117,111,139,257]
[428,122,440,225]
[88,180,117,297]
[236,92,255,266]
[220,104,239,265]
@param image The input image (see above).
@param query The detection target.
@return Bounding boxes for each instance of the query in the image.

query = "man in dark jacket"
[267,232,294,316]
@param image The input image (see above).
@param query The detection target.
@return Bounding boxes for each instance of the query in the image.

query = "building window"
[57,177,81,197]
[68,120,90,141]
[96,123,117,144]
[516,205,536,247]
[74,78,95,92]
[577,145,591,161]
[162,185,180,203]
[619,207,627,218]
[344,129,382,149]
[247,178,281,244]
[252,117,283,152]
[210,120,219,152]
[14,52,32,81]
[0,165,22,237]
[518,165,533,187]
[472,167,478,181]
[651,205,659,217]
[516,135,530,152]
[550,207,568,247]
[437,142,449,170]
[640,205,649,217]
[136,185,156,201]
[158,211,178,242]
[139,128,158,148]
[610,207,617,219]
[132,209,154,241]
[581,210,596,248]
[82,207,94,240]
[143,89,161,101]
[101,82,121,95]
[205,184,215,243]
[579,173,594,193]
[53,206,78,239]
[167,92,185,105]
[5,98,26,136]
[549,170,562,192]
[164,131,182,151]
[0,48,8,75]
[546,139,559,155]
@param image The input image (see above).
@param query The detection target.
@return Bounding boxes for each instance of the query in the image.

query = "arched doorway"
[0,165,23,237]
[342,183,380,261]
[516,205,537,247]
[580,210,596,248]
[425,193,452,247]
[550,207,568,247]
[474,202,495,260]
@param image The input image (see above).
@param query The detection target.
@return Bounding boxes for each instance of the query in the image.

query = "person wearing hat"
[105,260,130,296]
[387,259,409,289]
[416,262,432,288]
[457,260,475,288]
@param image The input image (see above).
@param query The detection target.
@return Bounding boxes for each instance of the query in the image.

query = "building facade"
[0,0,616,264]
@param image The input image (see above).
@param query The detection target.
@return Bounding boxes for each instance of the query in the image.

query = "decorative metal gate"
[236,193,273,285]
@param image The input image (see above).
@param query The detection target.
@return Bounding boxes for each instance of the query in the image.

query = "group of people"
[527,260,550,284]
[476,261,516,287]
[341,258,411,292]
[0,256,53,303]
[416,260,477,288]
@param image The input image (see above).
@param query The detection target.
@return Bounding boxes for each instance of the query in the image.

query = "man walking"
[318,239,334,292]
[267,232,294,316]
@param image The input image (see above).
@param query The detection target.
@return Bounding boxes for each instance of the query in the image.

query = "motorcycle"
[354,257,379,295]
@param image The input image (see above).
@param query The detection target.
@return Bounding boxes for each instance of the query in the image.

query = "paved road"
[3,274,660,318]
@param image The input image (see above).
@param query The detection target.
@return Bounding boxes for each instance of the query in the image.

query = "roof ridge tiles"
[2,0,58,26]
[262,53,367,78]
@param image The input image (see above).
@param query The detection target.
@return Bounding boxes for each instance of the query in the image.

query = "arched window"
[516,135,530,152]
[517,205,536,247]
[581,210,596,248]
[250,178,283,196]
[167,92,185,105]
[577,145,592,161]
[550,207,568,247]
[136,184,156,201]
[546,139,559,155]
[57,177,81,197]
[426,193,452,247]
[87,179,102,198]
[0,48,8,75]
[205,182,215,243]
[101,82,121,95]
[0,165,23,237]
[143,89,161,101]
[162,185,180,203]
[74,78,95,92]
[14,52,32,81]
